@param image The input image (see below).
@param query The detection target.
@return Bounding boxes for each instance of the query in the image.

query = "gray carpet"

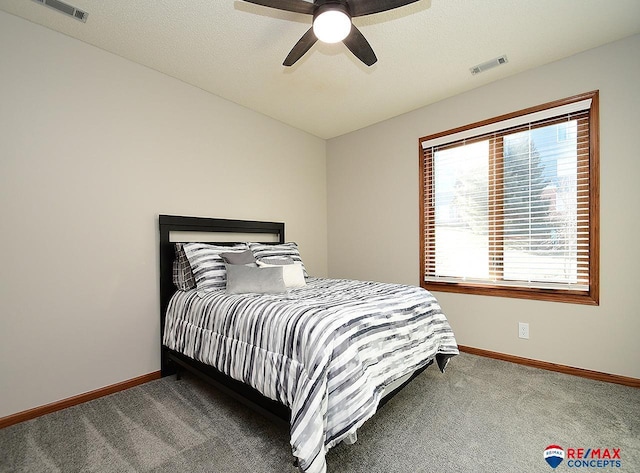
[1,353,638,472]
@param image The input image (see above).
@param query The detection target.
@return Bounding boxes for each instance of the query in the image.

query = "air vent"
[470,55,508,75]
[32,0,88,23]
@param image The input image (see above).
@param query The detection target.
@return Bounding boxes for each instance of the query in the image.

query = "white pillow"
[257,261,306,288]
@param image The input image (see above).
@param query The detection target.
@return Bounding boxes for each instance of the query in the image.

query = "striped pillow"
[248,242,308,277]
[182,243,248,291]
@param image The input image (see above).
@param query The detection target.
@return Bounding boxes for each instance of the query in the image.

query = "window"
[419,91,599,304]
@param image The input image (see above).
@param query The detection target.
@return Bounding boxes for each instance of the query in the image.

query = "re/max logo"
[567,448,621,460]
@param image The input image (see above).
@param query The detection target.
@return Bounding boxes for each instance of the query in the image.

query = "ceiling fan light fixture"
[313,5,351,43]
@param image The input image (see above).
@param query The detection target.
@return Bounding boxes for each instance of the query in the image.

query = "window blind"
[421,99,592,149]
[419,92,598,303]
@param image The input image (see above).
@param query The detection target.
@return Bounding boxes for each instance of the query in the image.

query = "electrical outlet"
[519,322,529,339]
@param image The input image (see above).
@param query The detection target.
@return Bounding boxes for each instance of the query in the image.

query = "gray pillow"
[220,249,256,265]
[225,264,287,294]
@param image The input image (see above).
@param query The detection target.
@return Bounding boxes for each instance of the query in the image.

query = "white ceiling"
[2,0,639,139]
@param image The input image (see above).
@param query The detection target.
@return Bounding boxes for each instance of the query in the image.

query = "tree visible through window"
[419,92,599,304]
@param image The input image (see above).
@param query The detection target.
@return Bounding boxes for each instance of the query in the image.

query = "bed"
[159,214,458,473]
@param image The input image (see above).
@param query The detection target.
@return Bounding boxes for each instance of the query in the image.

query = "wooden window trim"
[419,91,599,305]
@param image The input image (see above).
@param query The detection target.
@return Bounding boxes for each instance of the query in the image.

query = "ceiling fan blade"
[348,0,420,17]
[242,0,315,15]
[283,28,318,66]
[343,24,377,66]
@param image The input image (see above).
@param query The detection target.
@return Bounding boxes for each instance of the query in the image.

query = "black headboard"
[158,215,285,342]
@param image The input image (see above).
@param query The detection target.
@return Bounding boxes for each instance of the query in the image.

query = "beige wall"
[0,11,327,418]
[327,34,640,379]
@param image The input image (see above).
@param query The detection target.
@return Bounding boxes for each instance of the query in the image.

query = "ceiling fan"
[242,0,421,66]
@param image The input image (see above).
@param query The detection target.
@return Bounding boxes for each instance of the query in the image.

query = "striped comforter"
[163,278,458,473]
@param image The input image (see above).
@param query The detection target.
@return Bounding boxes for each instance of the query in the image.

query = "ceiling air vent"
[32,0,88,23]
[470,55,508,75]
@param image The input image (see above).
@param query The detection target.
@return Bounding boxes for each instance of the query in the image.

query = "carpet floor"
[1,353,638,472]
